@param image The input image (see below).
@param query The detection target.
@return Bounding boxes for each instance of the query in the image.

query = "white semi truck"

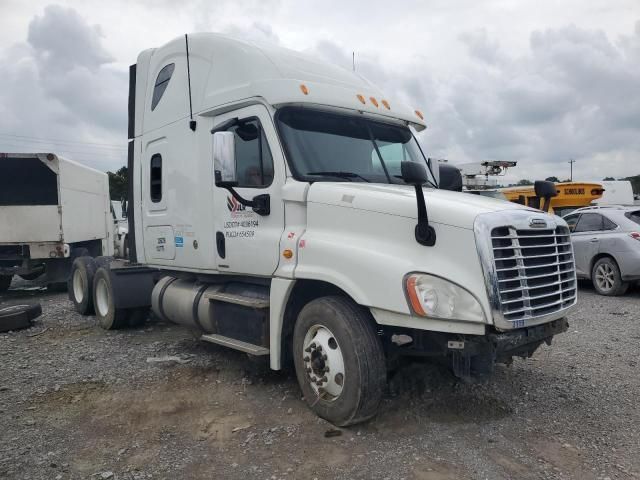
[68,33,577,426]
[0,153,114,291]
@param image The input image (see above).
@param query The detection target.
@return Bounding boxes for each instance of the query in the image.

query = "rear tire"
[68,257,97,315]
[92,267,128,329]
[592,257,629,296]
[293,296,386,427]
[0,275,12,293]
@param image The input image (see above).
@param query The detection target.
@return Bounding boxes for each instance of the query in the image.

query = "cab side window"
[151,63,175,111]
[229,119,274,188]
[574,213,603,232]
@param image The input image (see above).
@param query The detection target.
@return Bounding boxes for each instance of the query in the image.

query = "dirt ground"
[1,281,639,480]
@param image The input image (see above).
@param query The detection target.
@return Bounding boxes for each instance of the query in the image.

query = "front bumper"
[389,317,569,378]
[489,317,569,362]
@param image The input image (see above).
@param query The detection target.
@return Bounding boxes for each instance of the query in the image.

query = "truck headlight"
[404,273,485,322]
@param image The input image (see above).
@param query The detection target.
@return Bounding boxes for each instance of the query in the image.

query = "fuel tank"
[151,276,270,346]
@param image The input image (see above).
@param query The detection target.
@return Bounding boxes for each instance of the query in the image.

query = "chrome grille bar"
[490,225,577,326]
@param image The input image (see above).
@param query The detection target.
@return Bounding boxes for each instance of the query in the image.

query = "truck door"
[570,213,604,277]
[212,105,284,276]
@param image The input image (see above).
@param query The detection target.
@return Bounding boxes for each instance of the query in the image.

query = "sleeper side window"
[150,154,162,202]
[151,63,175,111]
[228,119,274,188]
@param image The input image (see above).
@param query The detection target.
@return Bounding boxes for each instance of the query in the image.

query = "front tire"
[592,257,629,296]
[293,296,386,427]
[92,267,128,329]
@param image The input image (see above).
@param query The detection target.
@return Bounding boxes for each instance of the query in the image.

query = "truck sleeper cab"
[68,33,576,426]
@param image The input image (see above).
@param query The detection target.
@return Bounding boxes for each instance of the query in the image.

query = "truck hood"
[306,183,535,230]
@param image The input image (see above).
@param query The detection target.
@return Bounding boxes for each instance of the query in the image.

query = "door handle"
[216,232,226,258]
[590,238,599,243]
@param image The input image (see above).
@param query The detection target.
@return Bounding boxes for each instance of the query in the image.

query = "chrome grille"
[490,226,576,326]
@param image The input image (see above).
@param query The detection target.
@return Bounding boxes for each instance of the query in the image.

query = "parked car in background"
[563,206,640,295]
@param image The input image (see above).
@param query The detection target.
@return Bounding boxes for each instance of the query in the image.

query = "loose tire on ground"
[0,304,42,332]
[0,275,13,293]
[92,267,129,329]
[68,257,97,315]
[592,257,629,296]
[292,296,386,427]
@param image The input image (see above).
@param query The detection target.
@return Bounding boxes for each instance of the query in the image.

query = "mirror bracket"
[401,161,436,247]
[412,185,436,246]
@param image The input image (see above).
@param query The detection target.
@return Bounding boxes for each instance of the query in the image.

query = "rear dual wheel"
[293,296,386,427]
[68,257,97,315]
[69,260,148,328]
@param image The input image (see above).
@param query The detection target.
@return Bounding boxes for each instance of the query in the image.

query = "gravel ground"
[0,279,638,480]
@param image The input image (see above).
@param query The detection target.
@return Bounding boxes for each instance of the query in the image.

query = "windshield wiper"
[307,171,371,182]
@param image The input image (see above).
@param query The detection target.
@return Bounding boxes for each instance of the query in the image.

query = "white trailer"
[68,33,577,426]
[591,180,634,206]
[0,153,114,291]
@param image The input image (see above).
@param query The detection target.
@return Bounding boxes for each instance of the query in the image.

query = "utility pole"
[568,159,576,181]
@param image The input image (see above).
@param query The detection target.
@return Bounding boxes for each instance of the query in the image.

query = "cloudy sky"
[0,0,638,183]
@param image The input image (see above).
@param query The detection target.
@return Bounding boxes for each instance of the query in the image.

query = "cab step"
[201,334,270,356]
[205,291,270,309]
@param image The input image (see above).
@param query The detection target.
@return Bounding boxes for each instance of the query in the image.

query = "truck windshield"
[276,107,436,186]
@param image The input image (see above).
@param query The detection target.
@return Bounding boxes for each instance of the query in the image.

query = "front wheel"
[293,296,386,427]
[592,257,629,296]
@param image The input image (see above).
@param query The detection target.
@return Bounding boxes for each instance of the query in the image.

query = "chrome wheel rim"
[95,278,110,317]
[595,263,615,291]
[302,324,345,401]
[72,269,84,304]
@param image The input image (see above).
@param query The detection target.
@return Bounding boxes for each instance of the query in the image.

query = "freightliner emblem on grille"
[529,218,547,228]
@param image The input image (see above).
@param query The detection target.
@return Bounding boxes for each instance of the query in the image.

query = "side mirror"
[534,180,557,199]
[401,161,429,185]
[534,180,557,212]
[213,131,237,186]
[438,163,463,192]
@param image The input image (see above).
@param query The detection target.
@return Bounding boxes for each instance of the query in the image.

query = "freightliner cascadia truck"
[68,33,577,426]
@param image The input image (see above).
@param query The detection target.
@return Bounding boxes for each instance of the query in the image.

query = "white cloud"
[0,0,638,182]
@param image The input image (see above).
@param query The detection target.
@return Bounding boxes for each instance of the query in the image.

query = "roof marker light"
[299,84,309,95]
[369,97,379,107]
[356,94,366,104]
[415,110,424,120]
[381,99,390,110]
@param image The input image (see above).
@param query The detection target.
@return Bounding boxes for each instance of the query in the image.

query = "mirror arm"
[222,185,270,216]
[541,197,551,212]
[412,185,436,246]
